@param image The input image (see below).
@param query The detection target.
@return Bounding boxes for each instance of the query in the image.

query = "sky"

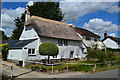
[1,0,120,39]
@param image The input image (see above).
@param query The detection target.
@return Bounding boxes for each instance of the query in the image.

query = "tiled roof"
[74,27,101,38]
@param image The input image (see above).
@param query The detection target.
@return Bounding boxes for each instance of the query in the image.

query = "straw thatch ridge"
[25,16,81,41]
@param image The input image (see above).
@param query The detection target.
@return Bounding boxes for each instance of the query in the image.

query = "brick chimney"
[104,31,107,39]
[25,5,30,22]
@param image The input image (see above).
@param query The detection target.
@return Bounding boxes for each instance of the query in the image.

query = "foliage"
[11,13,25,40]
[84,48,116,62]
[11,1,64,40]
[0,43,8,61]
[29,2,64,21]
[107,48,120,52]
[0,31,8,40]
[39,42,59,63]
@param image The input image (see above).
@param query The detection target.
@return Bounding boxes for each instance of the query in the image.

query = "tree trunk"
[48,56,50,64]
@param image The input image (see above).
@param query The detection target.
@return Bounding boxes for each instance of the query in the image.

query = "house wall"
[103,38,119,49]
[7,49,23,61]
[24,37,86,60]
[39,37,86,59]
[19,26,39,40]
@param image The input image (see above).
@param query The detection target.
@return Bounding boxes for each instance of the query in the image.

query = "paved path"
[13,66,52,78]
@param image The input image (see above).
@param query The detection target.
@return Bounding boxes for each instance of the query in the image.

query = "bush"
[0,43,8,61]
[84,48,116,62]
[39,42,59,63]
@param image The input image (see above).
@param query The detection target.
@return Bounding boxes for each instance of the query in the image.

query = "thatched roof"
[25,16,81,41]
[74,27,101,38]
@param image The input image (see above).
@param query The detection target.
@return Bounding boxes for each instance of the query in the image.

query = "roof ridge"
[28,16,68,26]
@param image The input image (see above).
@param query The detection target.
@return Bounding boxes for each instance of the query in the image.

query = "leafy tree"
[11,13,25,40]
[12,1,64,40]
[29,2,64,21]
[0,43,8,61]
[0,31,8,40]
[39,42,59,64]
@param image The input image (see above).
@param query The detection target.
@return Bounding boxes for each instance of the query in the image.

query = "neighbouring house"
[72,25,106,50]
[7,14,86,66]
[102,32,120,49]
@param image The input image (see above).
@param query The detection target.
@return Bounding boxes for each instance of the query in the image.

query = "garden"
[25,42,120,74]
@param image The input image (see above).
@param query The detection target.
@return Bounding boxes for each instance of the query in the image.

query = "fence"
[48,61,118,74]
[0,63,13,78]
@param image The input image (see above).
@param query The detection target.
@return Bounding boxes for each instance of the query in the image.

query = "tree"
[11,13,25,40]
[29,2,64,21]
[0,31,8,40]
[39,42,59,64]
[11,1,64,40]
[0,43,8,61]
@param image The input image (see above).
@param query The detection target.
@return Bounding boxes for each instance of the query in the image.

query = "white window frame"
[28,48,36,56]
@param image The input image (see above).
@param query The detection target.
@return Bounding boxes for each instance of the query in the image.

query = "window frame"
[70,51,74,58]
[86,36,91,40]
[28,48,36,56]
[58,39,63,46]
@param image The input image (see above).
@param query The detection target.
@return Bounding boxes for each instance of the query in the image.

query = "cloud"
[109,33,116,37]
[27,1,34,6]
[1,7,25,37]
[83,18,118,38]
[60,1,119,21]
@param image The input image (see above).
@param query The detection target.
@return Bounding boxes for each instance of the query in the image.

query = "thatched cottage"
[7,15,86,67]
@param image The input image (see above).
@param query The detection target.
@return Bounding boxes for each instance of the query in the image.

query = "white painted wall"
[19,26,39,40]
[8,49,23,61]
[103,38,119,49]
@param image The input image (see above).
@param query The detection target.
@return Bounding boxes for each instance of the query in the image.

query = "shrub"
[39,42,59,63]
[84,48,116,62]
[0,43,8,61]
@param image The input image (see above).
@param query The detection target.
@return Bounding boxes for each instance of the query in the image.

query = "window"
[86,36,91,40]
[28,49,35,55]
[94,38,97,41]
[53,55,57,58]
[28,49,31,54]
[64,40,68,46]
[58,39,62,46]
[70,51,74,58]
[58,39,68,46]
[32,49,35,54]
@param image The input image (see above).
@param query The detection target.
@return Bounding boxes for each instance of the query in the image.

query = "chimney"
[25,5,30,21]
[104,31,107,39]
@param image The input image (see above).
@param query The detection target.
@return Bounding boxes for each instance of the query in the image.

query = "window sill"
[28,54,36,56]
